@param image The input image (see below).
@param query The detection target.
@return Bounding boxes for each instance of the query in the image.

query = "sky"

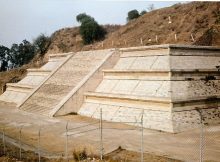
[0,0,181,48]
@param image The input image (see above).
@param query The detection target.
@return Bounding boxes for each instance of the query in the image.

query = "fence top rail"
[67,128,99,137]
[68,121,99,131]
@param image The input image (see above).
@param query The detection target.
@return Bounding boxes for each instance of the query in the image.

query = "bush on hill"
[76,13,106,44]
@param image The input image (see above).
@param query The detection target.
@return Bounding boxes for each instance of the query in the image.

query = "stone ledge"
[103,69,220,73]
[6,83,35,93]
[85,92,220,111]
[49,52,74,59]
[27,69,51,76]
[103,69,170,80]
[102,69,220,80]
[119,44,220,52]
[84,92,172,111]
[85,92,220,104]
[6,83,35,89]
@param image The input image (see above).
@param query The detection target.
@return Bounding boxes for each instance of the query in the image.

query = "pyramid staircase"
[0,53,72,105]
[79,45,220,132]
[4,44,219,132]
[18,49,119,116]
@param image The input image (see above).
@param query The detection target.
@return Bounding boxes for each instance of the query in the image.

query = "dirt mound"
[47,2,220,53]
[47,25,121,54]
[194,25,220,46]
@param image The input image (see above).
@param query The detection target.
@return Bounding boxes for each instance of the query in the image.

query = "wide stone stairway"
[19,49,119,116]
[0,53,72,105]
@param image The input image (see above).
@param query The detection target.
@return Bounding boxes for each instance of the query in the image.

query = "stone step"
[103,69,170,80]
[17,75,48,86]
[6,83,35,93]
[84,92,172,111]
[26,69,51,76]
[119,44,220,57]
[84,92,220,111]
[103,69,220,80]
[0,90,28,104]
[119,45,169,57]
[49,52,73,60]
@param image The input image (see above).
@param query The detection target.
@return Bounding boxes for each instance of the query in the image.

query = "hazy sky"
[0,0,180,47]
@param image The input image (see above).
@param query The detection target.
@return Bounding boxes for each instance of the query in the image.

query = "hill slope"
[1,2,220,94]
[47,1,220,54]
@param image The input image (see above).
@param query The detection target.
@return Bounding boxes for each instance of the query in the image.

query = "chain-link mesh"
[0,108,219,162]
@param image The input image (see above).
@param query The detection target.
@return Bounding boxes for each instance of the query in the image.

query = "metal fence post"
[19,126,23,160]
[2,128,5,155]
[38,128,41,162]
[196,108,204,162]
[100,108,103,161]
[65,122,69,161]
[141,109,144,162]
[199,109,204,162]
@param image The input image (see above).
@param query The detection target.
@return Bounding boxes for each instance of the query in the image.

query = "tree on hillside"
[9,40,35,68]
[76,13,106,44]
[0,45,10,71]
[33,34,51,55]
[76,13,94,23]
[127,10,140,22]
[0,34,51,71]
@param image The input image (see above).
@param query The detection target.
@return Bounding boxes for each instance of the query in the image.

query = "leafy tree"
[9,40,35,68]
[33,34,51,55]
[76,13,94,23]
[21,40,35,64]
[127,10,140,22]
[0,45,10,71]
[76,13,106,44]
[140,10,147,16]
[0,34,50,71]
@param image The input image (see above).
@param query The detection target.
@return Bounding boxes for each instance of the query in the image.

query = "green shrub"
[127,10,140,22]
[33,34,51,55]
[76,13,106,44]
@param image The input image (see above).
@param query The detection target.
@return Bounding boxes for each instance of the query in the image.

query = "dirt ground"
[0,102,219,162]
[0,142,182,162]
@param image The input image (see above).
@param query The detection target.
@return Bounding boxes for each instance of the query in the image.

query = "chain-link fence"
[0,108,219,162]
